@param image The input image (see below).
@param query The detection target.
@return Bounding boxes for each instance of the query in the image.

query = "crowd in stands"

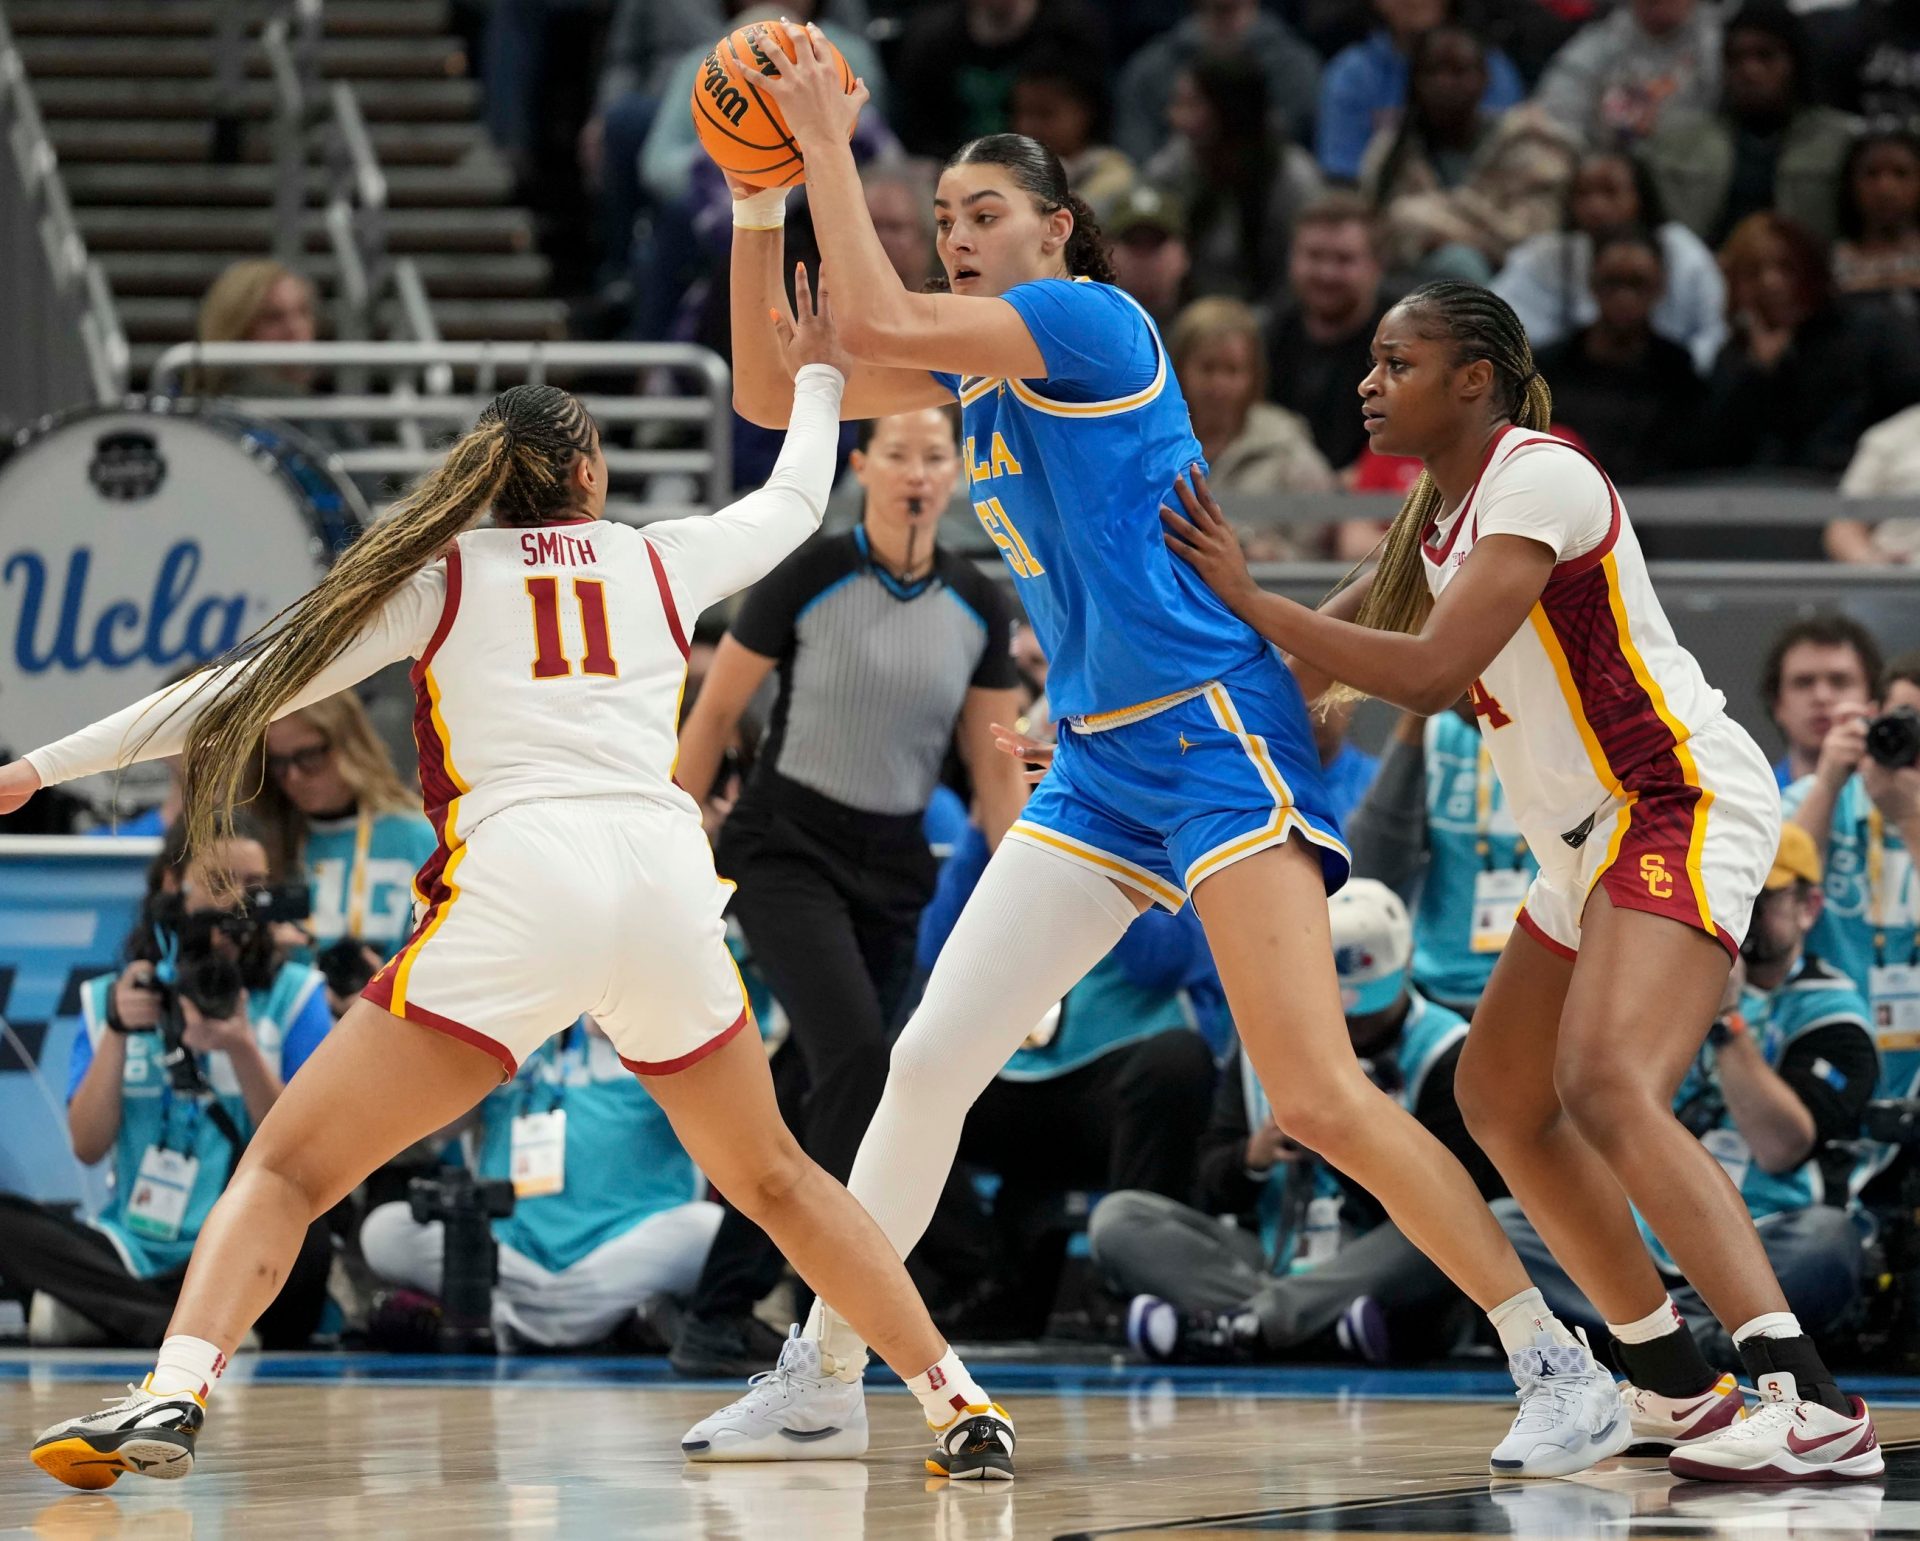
[5,603,1917,1382]
[446,0,1920,557]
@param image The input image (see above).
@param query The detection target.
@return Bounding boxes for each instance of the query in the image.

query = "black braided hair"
[943,133,1117,285]
[475,383,601,527]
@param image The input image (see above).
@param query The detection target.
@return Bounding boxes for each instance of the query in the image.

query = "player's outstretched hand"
[760,22,869,150]
[0,759,43,815]
[1162,464,1259,615]
[990,723,1054,785]
[775,261,854,379]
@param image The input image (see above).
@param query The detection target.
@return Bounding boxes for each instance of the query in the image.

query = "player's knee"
[1552,1053,1658,1148]
[720,1133,813,1221]
[1265,1075,1370,1159]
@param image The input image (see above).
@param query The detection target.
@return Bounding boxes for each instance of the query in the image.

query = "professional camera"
[1866,707,1920,771]
[147,884,311,1020]
[1865,1098,1920,1147]
[316,936,379,1001]
[408,1168,516,1353]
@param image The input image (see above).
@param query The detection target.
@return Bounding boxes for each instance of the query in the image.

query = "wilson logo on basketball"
[699,51,750,127]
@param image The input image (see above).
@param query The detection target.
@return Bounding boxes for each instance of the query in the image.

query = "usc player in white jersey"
[5,279,1017,1490]
[1166,280,1881,1483]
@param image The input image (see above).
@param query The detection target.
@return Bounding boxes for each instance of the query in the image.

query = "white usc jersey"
[1419,427,1730,853]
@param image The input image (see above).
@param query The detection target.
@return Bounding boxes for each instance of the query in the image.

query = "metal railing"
[149,340,735,516]
[0,9,128,420]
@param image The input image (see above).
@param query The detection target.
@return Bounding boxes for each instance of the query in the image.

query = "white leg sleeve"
[804,836,1138,1365]
[496,1201,724,1348]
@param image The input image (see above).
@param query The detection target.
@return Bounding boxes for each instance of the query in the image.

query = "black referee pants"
[691,783,935,1323]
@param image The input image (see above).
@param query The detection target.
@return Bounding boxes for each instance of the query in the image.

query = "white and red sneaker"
[1668,1374,1883,1483]
[1624,1372,1744,1452]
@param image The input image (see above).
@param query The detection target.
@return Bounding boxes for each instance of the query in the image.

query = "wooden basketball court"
[4,1352,1916,1538]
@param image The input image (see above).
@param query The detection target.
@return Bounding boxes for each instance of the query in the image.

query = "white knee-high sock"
[806,836,1139,1374]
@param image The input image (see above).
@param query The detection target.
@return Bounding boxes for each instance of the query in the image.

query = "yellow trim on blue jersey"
[1184,685,1352,891]
[1075,684,1211,733]
[958,376,998,406]
[1006,820,1187,911]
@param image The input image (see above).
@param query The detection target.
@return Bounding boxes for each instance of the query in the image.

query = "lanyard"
[1474,744,1528,872]
[343,809,373,939]
[1865,808,1916,968]
[155,1084,204,1154]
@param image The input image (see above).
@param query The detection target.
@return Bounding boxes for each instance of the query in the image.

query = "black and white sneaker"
[32,1381,205,1489]
[926,1404,1016,1482]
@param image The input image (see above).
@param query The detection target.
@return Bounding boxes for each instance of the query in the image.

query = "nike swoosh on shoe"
[1788,1425,1864,1456]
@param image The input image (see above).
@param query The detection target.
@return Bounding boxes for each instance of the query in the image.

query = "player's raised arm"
[756,25,1051,382]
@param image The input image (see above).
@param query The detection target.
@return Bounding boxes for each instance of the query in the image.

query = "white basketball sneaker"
[1490,1332,1633,1478]
[1668,1374,1882,1483]
[1623,1372,1744,1452]
[32,1381,204,1489]
[681,1328,869,1462]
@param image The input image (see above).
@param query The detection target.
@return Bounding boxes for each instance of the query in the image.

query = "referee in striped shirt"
[671,405,1027,1374]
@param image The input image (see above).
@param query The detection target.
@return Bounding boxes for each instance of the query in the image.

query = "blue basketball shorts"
[1009,653,1350,912]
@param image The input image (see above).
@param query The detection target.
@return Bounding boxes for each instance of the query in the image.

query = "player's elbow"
[1401,670,1466,718]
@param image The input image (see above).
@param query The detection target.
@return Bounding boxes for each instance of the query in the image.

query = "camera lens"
[1865,707,1920,771]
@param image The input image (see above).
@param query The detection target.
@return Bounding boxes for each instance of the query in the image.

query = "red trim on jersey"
[619,1009,749,1076]
[1421,423,1514,566]
[644,538,689,659]
[408,547,465,900]
[538,517,600,527]
[1535,437,1624,583]
[1515,907,1577,960]
[1592,795,1737,959]
[366,987,517,1080]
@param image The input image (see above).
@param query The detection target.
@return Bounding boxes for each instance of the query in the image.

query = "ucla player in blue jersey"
[686,21,1626,1478]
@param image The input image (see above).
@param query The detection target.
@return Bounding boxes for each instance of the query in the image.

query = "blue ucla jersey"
[1781,773,1916,1014]
[302,809,441,955]
[1241,992,1467,1266]
[1413,713,1538,1007]
[69,963,331,1276]
[476,1022,706,1274]
[931,278,1267,721]
[1639,958,1874,1270]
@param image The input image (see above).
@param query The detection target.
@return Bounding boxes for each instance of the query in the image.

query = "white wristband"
[732,186,789,231]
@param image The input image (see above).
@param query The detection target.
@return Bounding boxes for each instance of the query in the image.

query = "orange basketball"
[690,21,858,189]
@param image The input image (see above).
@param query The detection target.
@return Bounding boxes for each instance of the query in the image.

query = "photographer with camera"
[1784,651,1920,1103]
[358,1016,721,1352]
[0,823,335,1347]
[1493,824,1877,1369]
[253,692,439,1015]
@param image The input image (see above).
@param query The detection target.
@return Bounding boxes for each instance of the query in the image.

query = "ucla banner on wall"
[0,836,157,1208]
[0,400,365,817]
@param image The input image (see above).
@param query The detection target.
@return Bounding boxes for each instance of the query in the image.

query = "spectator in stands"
[1531,227,1700,484]
[1313,699,1381,825]
[1008,54,1137,219]
[250,692,439,1016]
[1641,0,1855,249]
[640,2,887,212]
[1314,0,1526,184]
[1761,615,1885,791]
[1105,184,1193,331]
[1534,0,1722,150]
[1833,130,1920,323]
[1784,651,1920,1004]
[0,824,333,1348]
[1348,709,1537,1015]
[918,819,1222,1338]
[1360,29,1581,282]
[1692,212,1920,477]
[1170,298,1335,508]
[1814,0,1920,136]
[1091,881,1491,1365]
[1492,149,1728,373]
[1834,404,1920,562]
[890,0,1108,160]
[1145,53,1324,301]
[359,1018,721,1350]
[1114,0,1323,164]
[1496,824,1875,1367]
[1264,193,1391,475]
[185,260,320,396]
[862,158,941,293]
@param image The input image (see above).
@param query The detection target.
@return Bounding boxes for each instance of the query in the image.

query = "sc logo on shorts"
[1639,853,1674,900]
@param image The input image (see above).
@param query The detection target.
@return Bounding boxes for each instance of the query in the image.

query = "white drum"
[0,400,367,809]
